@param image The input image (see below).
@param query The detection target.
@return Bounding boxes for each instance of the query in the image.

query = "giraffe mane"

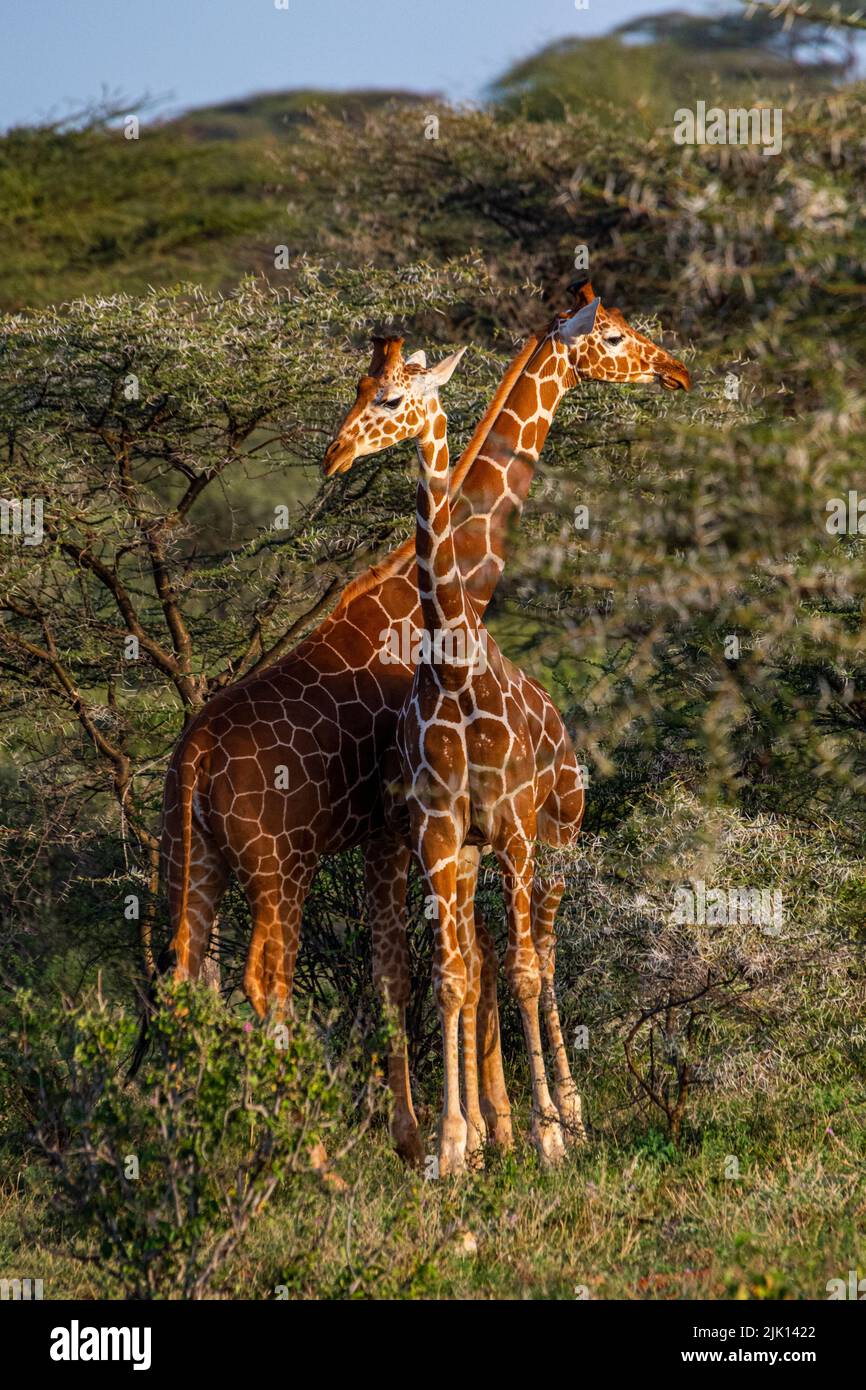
[333,330,543,612]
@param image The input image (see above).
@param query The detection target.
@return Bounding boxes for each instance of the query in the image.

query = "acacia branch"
[743,0,866,32]
[0,615,158,856]
[241,576,341,681]
[42,523,198,706]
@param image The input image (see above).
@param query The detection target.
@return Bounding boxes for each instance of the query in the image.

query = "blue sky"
[3,0,671,130]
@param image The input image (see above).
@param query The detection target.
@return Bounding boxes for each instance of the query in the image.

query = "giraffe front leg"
[456,846,486,1167]
[531,873,586,1145]
[500,837,566,1170]
[365,836,423,1167]
[474,898,514,1151]
[417,824,467,1178]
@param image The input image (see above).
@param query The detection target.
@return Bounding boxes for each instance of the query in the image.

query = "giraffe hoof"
[532,1111,567,1169]
[309,1141,348,1192]
[438,1115,468,1177]
[465,1114,487,1169]
[393,1127,425,1168]
[555,1089,587,1146]
[482,1110,514,1151]
[466,1141,486,1173]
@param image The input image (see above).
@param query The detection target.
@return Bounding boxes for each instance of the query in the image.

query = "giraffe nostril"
[323,439,354,476]
[659,361,691,391]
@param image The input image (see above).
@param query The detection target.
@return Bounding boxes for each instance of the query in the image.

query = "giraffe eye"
[380,395,404,410]
[604,334,623,345]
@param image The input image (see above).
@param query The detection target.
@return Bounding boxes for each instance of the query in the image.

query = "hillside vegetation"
[1,4,865,1300]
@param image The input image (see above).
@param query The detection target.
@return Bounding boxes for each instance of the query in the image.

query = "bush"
[1,981,375,1299]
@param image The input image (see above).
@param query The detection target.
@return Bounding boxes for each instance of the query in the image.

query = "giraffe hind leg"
[456,845,514,1156]
[241,848,315,1019]
[365,836,424,1167]
[130,808,228,1078]
[415,819,467,1178]
[474,903,514,1149]
[499,835,566,1170]
[455,846,486,1168]
[534,746,587,1143]
[239,851,347,1188]
[531,873,586,1145]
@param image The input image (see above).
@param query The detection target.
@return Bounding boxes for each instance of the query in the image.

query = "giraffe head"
[323,335,466,476]
[553,280,691,390]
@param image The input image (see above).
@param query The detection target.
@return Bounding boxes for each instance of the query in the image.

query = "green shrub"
[1,981,370,1298]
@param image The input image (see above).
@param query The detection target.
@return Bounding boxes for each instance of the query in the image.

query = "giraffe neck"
[327,329,577,624]
[449,331,573,612]
[415,403,480,684]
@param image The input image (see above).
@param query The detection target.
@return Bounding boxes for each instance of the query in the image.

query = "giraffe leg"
[499,835,566,1170]
[535,743,586,1143]
[531,873,586,1145]
[240,853,345,1186]
[129,803,228,1079]
[238,835,317,1018]
[164,812,229,983]
[364,836,423,1166]
[416,827,467,1178]
[456,846,486,1167]
[456,847,514,1151]
[474,899,514,1151]
[242,853,314,1018]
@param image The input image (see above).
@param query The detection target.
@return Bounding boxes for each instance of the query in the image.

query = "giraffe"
[322,334,591,1166]
[378,329,581,1173]
[320,284,690,1163]
[157,281,690,1166]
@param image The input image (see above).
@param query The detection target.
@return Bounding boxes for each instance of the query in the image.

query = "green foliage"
[0,111,277,309]
[170,87,432,142]
[491,7,853,121]
[1,8,861,316]
[0,2,865,1300]
[0,981,355,1298]
[0,262,495,999]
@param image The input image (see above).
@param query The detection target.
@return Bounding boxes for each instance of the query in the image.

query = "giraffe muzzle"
[322,439,356,477]
[657,361,691,391]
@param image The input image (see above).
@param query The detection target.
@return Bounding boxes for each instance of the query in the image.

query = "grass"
[3,1080,864,1301]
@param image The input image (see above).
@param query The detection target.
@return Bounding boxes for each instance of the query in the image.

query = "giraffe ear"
[405,349,427,368]
[425,346,466,392]
[556,296,600,344]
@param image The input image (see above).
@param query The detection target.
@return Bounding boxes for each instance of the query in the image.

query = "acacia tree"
[2,85,865,1110]
[0,262,496,991]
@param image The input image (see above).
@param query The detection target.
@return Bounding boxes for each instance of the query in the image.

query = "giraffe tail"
[128,740,202,1080]
[174,744,199,965]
